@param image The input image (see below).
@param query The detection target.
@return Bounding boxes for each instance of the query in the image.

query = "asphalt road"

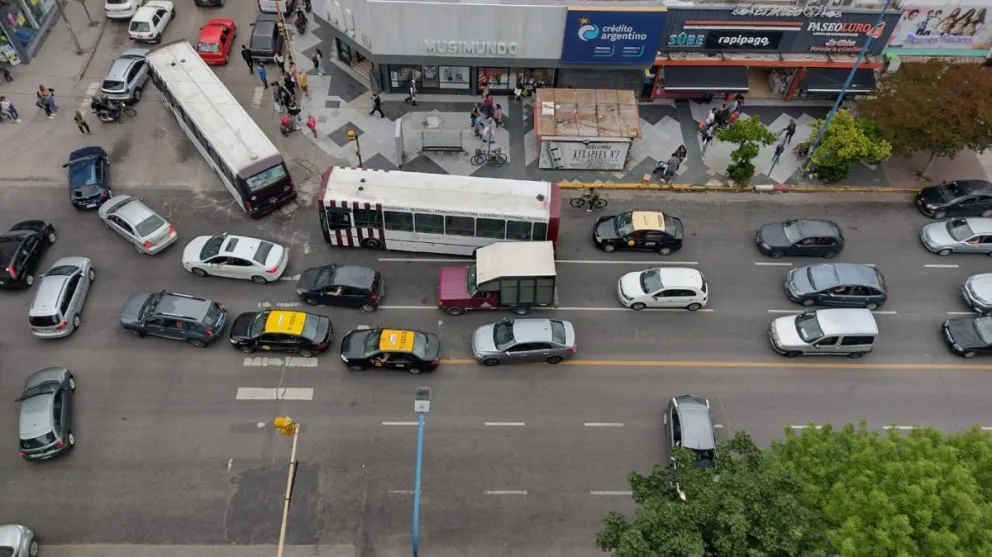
[2,187,992,557]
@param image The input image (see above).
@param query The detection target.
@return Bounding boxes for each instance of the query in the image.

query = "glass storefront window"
[22,0,54,28]
[390,65,422,89]
[0,0,37,49]
[478,68,511,91]
[438,66,469,89]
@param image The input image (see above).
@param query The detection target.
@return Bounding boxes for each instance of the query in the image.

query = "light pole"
[274,1,295,67]
[347,129,364,167]
[805,0,892,170]
[412,387,431,557]
[273,416,301,557]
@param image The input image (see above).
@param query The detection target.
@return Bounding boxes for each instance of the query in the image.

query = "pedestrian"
[306,114,318,137]
[482,93,494,114]
[469,104,480,128]
[513,85,522,102]
[273,52,285,74]
[278,84,292,108]
[662,155,681,182]
[272,84,283,113]
[257,64,268,88]
[311,48,323,76]
[1,65,11,82]
[704,108,716,130]
[494,104,503,130]
[783,119,797,144]
[701,129,715,152]
[240,45,253,73]
[404,78,417,106]
[36,92,52,118]
[728,110,741,126]
[289,62,298,82]
[481,116,495,143]
[73,110,91,134]
[369,93,385,118]
[283,72,296,96]
[39,84,57,112]
[1,96,19,122]
[298,71,309,100]
[673,144,687,161]
[287,97,302,122]
[473,113,485,138]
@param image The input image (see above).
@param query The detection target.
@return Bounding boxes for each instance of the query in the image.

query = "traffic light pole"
[275,1,295,68]
[412,411,425,557]
[276,422,301,557]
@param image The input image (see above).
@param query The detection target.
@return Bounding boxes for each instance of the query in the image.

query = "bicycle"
[569,195,608,210]
[470,146,507,167]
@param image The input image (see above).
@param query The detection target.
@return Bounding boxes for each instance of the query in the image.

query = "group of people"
[653,144,688,182]
[238,44,322,137]
[698,93,747,151]
[470,90,504,143]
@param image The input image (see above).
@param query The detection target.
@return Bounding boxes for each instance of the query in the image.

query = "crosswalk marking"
[251,86,264,109]
[80,82,100,113]
[242,356,318,368]
[236,387,314,400]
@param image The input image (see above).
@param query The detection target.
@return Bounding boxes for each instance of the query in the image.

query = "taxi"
[228,309,332,358]
[594,210,684,255]
[339,327,441,374]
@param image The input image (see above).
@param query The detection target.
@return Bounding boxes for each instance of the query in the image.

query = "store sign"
[668,30,783,50]
[887,5,992,50]
[731,4,843,19]
[423,40,519,57]
[560,8,667,64]
[542,140,631,171]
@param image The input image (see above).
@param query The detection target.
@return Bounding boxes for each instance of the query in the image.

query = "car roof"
[111,196,156,225]
[630,211,672,232]
[255,13,279,23]
[30,274,70,316]
[263,310,308,335]
[654,267,704,289]
[952,180,992,194]
[793,219,841,238]
[812,308,879,335]
[379,329,419,352]
[157,293,211,320]
[199,23,226,41]
[19,393,54,439]
[811,263,882,288]
[107,56,141,80]
[223,235,266,258]
[962,217,992,235]
[330,265,376,288]
[511,318,556,343]
[132,6,160,20]
[673,395,715,450]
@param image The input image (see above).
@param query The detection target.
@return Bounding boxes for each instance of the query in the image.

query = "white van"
[258,0,296,14]
[768,308,878,359]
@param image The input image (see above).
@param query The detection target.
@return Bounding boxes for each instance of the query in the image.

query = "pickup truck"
[438,241,558,316]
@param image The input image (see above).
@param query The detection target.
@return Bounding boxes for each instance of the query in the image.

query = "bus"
[317,167,561,256]
[145,40,296,217]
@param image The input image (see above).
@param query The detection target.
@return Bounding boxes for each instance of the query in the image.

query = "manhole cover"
[426,116,442,128]
[151,128,167,139]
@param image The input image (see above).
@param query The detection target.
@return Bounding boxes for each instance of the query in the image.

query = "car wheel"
[128,328,144,338]
[630,302,646,311]
[408,368,422,375]
[251,275,268,285]
[24,274,34,286]
[299,349,314,358]
[686,303,702,311]
[189,339,206,348]
[72,314,81,328]
[603,244,616,253]
[134,88,142,102]
[770,251,784,259]
[239,345,255,354]
[68,432,76,447]
[514,305,531,315]
[171,9,176,19]
[937,249,952,256]
[784,351,802,358]
[361,303,376,313]
[657,247,672,256]
[802,298,816,307]
[361,238,383,250]
[483,358,500,366]
[88,267,96,282]
[192,267,208,277]
[47,230,57,244]
[303,297,320,306]
[28,540,39,557]
[350,364,366,371]
[546,356,563,364]
[823,251,838,259]
[154,34,162,44]
[69,376,76,391]
[847,352,865,359]
[983,210,992,218]
[865,302,879,311]
[963,350,977,358]
[445,306,465,316]
[934,210,947,219]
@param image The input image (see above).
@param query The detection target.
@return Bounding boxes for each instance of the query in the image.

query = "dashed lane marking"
[388,490,415,494]
[251,86,264,109]
[590,491,633,496]
[947,311,977,315]
[584,423,624,427]
[754,262,792,266]
[242,357,318,367]
[925,264,959,268]
[378,258,698,265]
[382,422,419,426]
[80,82,100,113]
[235,387,314,401]
[280,275,301,282]
[485,490,528,496]
[258,301,302,309]
[485,422,526,427]
[789,425,824,429]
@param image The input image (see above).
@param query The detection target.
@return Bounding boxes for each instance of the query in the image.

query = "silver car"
[100,48,150,102]
[17,367,76,461]
[921,217,992,256]
[472,318,577,366]
[0,524,39,557]
[962,273,992,313]
[99,194,177,254]
[28,257,95,338]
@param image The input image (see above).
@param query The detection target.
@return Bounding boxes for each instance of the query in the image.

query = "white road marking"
[382,421,419,426]
[590,491,633,496]
[925,264,959,268]
[235,388,314,401]
[584,423,624,427]
[947,311,976,315]
[768,309,897,315]
[713,424,724,429]
[377,257,697,265]
[258,301,302,308]
[754,262,792,266]
[485,490,528,495]
[250,86,264,109]
[982,427,992,431]
[485,422,526,427]
[242,357,318,368]
[388,490,415,494]
[227,459,233,471]
[789,425,823,429]
[883,425,918,430]
[80,82,100,112]
[279,275,301,281]
[256,422,266,428]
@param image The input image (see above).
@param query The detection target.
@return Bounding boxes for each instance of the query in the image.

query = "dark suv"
[0,220,57,289]
[17,367,75,461]
[119,290,227,347]
[296,264,385,311]
[663,394,717,469]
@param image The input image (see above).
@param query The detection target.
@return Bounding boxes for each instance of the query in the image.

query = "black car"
[593,211,684,255]
[340,327,441,374]
[296,264,385,311]
[229,309,332,357]
[0,220,57,289]
[248,13,284,62]
[64,146,112,210]
[916,180,992,219]
[120,291,227,347]
[756,219,844,259]
[943,316,992,358]
[663,394,716,469]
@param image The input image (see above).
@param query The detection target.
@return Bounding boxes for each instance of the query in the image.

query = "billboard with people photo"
[888,4,990,49]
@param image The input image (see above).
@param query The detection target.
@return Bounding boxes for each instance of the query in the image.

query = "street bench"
[420,130,464,153]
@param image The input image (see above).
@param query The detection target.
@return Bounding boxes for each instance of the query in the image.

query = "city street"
[2,187,992,557]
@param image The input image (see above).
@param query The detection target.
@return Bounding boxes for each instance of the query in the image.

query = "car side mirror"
[250,23,256,27]
[61,163,68,168]
[802,309,814,316]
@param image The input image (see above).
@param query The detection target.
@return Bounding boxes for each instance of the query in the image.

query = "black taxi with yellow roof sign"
[593,210,684,255]
[339,327,441,374]
[228,309,333,357]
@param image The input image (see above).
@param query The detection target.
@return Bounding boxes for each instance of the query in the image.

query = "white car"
[98,194,177,255]
[128,0,175,43]
[182,233,288,284]
[105,0,144,19]
[617,267,708,311]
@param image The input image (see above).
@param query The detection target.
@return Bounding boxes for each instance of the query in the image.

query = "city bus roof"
[320,167,554,221]
[477,241,556,284]
[145,40,281,176]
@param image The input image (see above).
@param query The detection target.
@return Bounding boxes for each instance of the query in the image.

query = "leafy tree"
[806,109,891,183]
[716,116,778,187]
[859,60,992,178]
[770,423,992,557]
[597,431,829,557]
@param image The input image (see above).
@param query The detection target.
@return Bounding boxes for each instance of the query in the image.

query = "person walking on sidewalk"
[701,128,715,153]
[273,52,285,74]
[1,66,11,82]
[272,84,283,113]
[298,72,309,100]
[0,96,20,122]
[311,48,324,76]
[369,93,385,118]
[73,111,91,134]
[494,104,503,130]
[404,79,417,106]
[257,64,268,88]
[282,72,296,97]
[306,114,318,137]
[277,83,291,109]
[289,62,298,83]
[782,119,797,144]
[241,45,254,73]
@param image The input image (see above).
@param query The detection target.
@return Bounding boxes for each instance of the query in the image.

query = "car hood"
[182,236,210,264]
[423,333,441,361]
[438,266,471,300]
[787,267,815,295]
[297,266,323,290]
[758,223,791,248]
[472,324,498,354]
[771,315,805,346]
[341,329,371,358]
[595,217,619,240]
[966,274,992,304]
[0,525,25,548]
[619,271,645,297]
[229,313,255,340]
[918,185,948,205]
[947,319,985,349]
[922,222,955,246]
[120,291,152,323]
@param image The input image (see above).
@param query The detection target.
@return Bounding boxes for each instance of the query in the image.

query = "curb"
[560,182,921,194]
[75,17,109,84]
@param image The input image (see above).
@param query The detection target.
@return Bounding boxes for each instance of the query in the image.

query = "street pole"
[55,0,84,55]
[274,418,301,557]
[275,1,295,68]
[347,129,364,167]
[76,0,100,27]
[412,388,431,557]
[805,0,891,169]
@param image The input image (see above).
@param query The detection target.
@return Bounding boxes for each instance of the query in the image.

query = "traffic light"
[274,416,296,436]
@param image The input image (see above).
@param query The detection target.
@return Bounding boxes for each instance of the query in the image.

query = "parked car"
[181,233,288,283]
[471,318,576,366]
[755,219,844,259]
[258,0,295,13]
[119,291,227,347]
[248,13,284,63]
[594,210,684,255]
[229,309,332,357]
[64,146,111,210]
[17,367,75,461]
[339,327,441,374]
[0,220,56,289]
[920,217,992,256]
[962,273,992,314]
[0,524,39,557]
[785,263,888,310]
[28,257,96,339]
[105,0,144,19]
[296,263,384,311]
[100,48,150,103]
[128,0,175,43]
[196,19,236,65]
[194,0,225,7]
[663,395,716,469]
[617,267,708,311]
[98,194,177,254]
[915,180,992,219]
[943,315,992,358]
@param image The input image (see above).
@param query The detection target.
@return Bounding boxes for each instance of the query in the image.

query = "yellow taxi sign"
[379,329,415,352]
[265,311,307,335]
[631,211,666,232]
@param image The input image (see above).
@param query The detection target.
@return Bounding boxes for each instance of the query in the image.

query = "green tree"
[770,423,992,557]
[859,60,992,178]
[806,109,891,183]
[716,116,778,187]
[597,432,829,557]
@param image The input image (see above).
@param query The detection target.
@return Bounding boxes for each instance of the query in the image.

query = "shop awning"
[802,68,878,94]
[663,66,749,93]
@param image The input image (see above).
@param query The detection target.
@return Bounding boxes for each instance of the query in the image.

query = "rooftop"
[534,89,642,139]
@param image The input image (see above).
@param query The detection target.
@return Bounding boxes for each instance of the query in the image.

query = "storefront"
[0,0,57,64]
[883,3,991,70]
[653,4,899,101]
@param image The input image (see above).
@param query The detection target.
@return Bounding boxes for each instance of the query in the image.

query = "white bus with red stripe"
[317,167,561,256]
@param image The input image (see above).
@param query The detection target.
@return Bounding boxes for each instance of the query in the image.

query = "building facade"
[0,0,58,65]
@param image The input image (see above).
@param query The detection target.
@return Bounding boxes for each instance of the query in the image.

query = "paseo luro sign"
[561,8,667,64]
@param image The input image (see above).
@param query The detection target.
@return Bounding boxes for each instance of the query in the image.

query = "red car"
[196,18,236,65]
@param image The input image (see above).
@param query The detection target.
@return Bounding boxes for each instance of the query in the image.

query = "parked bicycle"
[569,190,608,210]
[470,146,507,167]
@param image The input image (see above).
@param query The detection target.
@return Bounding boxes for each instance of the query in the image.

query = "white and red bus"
[317,167,561,256]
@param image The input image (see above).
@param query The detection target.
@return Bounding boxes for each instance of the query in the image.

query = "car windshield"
[130,21,150,32]
[0,546,15,557]
[938,182,964,199]
[204,303,223,326]
[795,312,824,343]
[691,449,716,469]
[946,219,975,242]
[136,214,166,237]
[782,220,802,244]
[46,265,76,276]
[974,317,992,345]
[21,380,59,399]
[199,236,226,259]
[244,163,288,193]
[140,292,164,320]
[807,265,839,290]
[253,242,275,265]
[197,41,220,53]
[493,321,515,350]
[301,316,319,340]
[312,267,334,288]
[249,312,269,336]
[640,269,663,293]
[19,432,56,450]
[68,160,97,187]
[29,314,60,328]
[614,212,635,236]
[550,320,566,344]
[467,265,478,296]
[102,79,125,90]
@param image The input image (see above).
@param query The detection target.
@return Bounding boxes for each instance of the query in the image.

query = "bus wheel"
[361,238,382,250]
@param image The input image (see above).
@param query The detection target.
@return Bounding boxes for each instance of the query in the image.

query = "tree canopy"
[807,109,891,183]
[717,116,778,187]
[858,61,992,176]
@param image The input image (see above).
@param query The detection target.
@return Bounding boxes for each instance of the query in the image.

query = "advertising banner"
[561,8,667,64]
[888,5,991,50]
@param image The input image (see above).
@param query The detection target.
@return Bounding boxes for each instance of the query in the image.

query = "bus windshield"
[245,164,289,193]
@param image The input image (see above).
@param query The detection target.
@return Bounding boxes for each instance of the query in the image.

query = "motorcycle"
[279,115,298,137]
[303,0,312,13]
[91,96,136,124]
[294,14,307,35]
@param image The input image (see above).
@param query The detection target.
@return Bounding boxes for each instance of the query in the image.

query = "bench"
[420,130,465,153]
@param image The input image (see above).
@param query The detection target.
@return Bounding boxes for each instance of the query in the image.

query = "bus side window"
[414,214,444,234]
[353,208,384,228]
[506,220,533,241]
[476,218,505,239]
[444,216,475,237]
[326,207,352,229]
[533,222,548,242]
[384,211,414,231]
